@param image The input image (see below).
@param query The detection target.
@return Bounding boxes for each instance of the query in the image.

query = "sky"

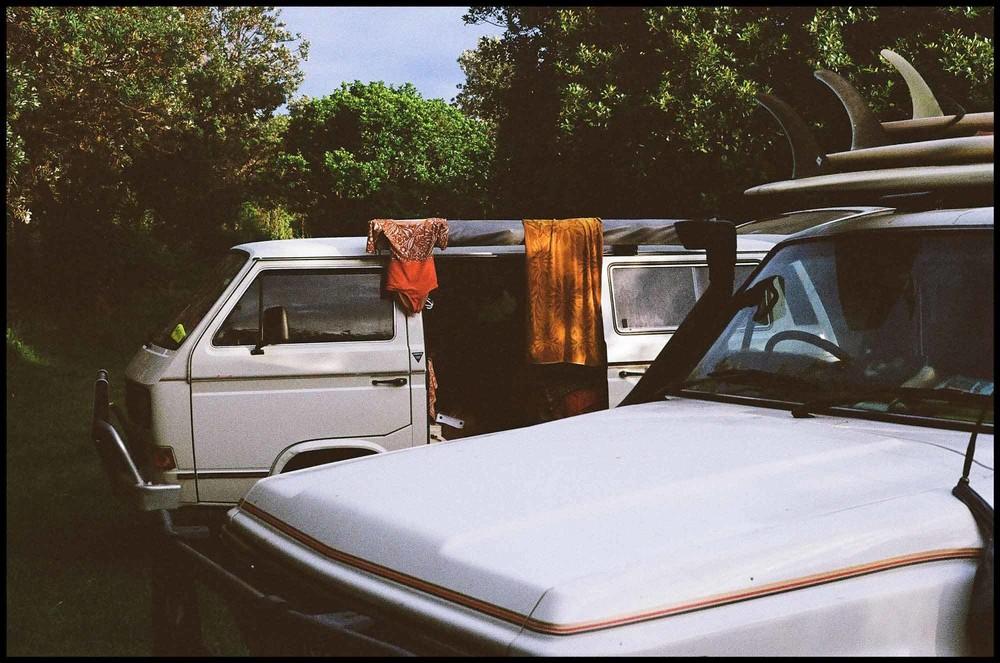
[276,6,506,108]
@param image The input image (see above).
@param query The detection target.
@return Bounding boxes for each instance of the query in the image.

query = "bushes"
[234,202,301,242]
[6,7,307,318]
[272,82,495,237]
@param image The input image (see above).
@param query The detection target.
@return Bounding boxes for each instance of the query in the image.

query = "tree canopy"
[457,7,994,218]
[6,7,307,308]
[269,81,494,237]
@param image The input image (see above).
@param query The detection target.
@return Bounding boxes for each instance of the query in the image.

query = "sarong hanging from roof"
[523,217,605,367]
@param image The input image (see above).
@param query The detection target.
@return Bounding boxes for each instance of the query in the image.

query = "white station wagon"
[204,205,993,656]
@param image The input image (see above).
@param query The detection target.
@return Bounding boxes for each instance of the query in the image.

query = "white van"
[103,214,862,509]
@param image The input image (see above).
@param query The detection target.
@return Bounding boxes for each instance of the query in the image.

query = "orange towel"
[523,217,605,367]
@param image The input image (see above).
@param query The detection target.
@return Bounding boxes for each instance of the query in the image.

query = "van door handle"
[618,370,645,378]
[372,377,407,387]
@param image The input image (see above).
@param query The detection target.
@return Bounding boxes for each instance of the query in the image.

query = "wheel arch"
[270,438,387,475]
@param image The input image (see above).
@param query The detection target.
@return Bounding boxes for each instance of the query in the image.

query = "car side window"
[213,269,393,346]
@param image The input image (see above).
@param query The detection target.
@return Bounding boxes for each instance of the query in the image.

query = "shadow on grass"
[6,294,248,655]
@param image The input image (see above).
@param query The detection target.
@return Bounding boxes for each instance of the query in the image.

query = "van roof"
[233,207,990,260]
[232,237,779,260]
[233,218,781,260]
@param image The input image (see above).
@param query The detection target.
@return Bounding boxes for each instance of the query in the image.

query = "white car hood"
[237,398,993,632]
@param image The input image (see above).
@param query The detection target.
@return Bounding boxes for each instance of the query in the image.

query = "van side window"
[611,264,700,333]
[734,264,758,291]
[612,262,761,334]
[213,269,393,346]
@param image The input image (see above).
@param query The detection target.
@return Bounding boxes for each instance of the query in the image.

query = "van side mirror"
[251,306,289,354]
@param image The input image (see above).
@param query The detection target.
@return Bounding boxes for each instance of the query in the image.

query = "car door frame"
[187,256,414,503]
[602,251,768,407]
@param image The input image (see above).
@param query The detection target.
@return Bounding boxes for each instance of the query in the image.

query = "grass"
[6,295,248,654]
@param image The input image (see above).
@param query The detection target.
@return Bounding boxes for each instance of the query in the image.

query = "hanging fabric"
[366,218,449,315]
[523,217,606,367]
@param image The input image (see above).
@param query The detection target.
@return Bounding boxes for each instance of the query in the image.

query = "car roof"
[233,207,991,260]
[736,207,887,236]
[786,206,994,241]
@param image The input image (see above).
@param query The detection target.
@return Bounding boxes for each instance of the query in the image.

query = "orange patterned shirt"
[366,218,449,260]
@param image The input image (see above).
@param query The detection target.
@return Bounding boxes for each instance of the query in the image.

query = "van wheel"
[280,449,375,473]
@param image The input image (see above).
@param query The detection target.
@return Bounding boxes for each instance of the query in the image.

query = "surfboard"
[744,162,993,198]
[882,112,994,140]
[877,49,994,137]
[825,135,993,171]
[814,69,888,150]
[815,70,994,150]
[880,48,944,120]
[756,93,993,181]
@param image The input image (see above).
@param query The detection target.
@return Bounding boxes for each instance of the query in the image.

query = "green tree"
[6,7,307,311]
[272,81,494,236]
[458,7,994,219]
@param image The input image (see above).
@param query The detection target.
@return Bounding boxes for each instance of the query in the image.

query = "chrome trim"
[176,469,269,481]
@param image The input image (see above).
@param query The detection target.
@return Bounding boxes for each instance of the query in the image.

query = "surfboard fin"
[755,93,824,179]
[814,70,888,150]
[880,49,944,119]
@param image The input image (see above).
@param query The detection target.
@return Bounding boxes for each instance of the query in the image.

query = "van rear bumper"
[92,369,181,512]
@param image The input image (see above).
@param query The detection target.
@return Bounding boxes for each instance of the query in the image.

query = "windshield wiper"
[791,387,993,419]
[681,368,823,394]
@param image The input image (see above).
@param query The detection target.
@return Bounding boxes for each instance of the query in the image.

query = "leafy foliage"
[271,82,494,236]
[4,6,993,322]
[235,201,300,242]
[6,7,307,312]
[458,7,994,218]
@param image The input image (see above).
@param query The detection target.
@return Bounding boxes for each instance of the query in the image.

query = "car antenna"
[949,397,994,657]
[951,396,993,530]
[955,399,991,492]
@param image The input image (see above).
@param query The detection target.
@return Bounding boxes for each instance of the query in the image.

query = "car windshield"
[681,229,994,425]
[149,250,249,351]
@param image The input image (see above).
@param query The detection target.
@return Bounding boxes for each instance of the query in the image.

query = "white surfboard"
[744,162,993,198]
[882,112,993,140]
[825,135,993,171]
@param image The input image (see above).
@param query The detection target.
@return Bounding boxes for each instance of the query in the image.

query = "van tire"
[279,448,376,473]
